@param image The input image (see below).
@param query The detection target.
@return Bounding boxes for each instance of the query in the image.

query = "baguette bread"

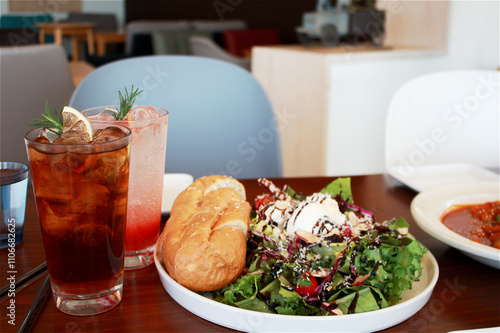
[158,176,251,291]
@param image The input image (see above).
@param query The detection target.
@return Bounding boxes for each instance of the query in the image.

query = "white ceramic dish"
[448,328,500,333]
[387,163,499,192]
[161,173,194,214]
[411,181,500,269]
[154,243,439,333]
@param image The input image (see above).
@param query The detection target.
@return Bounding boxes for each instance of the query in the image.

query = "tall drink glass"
[25,123,131,316]
[82,106,169,270]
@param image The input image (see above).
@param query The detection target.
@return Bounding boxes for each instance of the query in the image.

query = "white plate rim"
[387,162,499,192]
[411,181,500,268]
[154,240,439,332]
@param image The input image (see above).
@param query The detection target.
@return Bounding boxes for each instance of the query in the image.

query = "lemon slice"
[62,106,93,142]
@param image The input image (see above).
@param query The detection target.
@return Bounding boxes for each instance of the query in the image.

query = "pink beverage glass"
[24,124,131,316]
[82,106,169,270]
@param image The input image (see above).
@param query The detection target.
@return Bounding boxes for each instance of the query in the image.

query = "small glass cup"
[25,123,132,316]
[0,162,29,249]
[82,106,169,270]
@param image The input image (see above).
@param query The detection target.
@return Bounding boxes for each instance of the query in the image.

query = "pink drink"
[83,106,169,269]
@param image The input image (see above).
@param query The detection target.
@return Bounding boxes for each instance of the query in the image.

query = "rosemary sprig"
[115,85,143,120]
[29,101,64,135]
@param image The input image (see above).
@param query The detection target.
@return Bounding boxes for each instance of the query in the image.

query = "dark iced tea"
[25,124,131,316]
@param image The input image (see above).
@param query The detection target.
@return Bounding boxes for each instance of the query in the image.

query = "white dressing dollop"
[286,193,348,237]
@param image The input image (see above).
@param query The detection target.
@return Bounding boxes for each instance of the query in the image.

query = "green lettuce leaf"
[320,177,353,203]
[272,287,321,316]
[221,274,260,305]
[327,286,386,314]
[235,297,273,313]
[376,238,427,304]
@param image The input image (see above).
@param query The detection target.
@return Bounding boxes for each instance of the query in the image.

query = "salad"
[210,178,427,316]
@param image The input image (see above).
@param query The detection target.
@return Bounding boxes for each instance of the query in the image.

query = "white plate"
[154,243,439,332]
[161,173,194,214]
[411,181,500,269]
[387,162,499,192]
[448,328,500,333]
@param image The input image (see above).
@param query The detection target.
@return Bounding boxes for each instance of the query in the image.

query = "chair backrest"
[190,20,247,33]
[191,19,247,46]
[69,55,282,180]
[125,20,191,55]
[189,36,250,70]
[151,30,212,55]
[0,44,74,164]
[385,70,499,179]
[67,12,117,33]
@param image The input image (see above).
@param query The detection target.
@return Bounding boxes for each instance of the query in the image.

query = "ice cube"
[34,129,51,144]
[75,218,112,247]
[127,106,160,121]
[53,131,87,145]
[86,149,128,185]
[39,200,75,241]
[27,146,51,173]
[34,178,71,204]
[51,182,109,217]
[74,182,110,214]
[93,126,128,143]
[31,129,58,155]
[33,136,51,145]
[65,153,97,174]
[87,107,118,120]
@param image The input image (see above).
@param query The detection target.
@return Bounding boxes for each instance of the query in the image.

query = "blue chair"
[69,55,283,179]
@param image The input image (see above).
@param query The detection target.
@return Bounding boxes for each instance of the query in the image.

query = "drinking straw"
[18,275,52,333]
[0,262,47,302]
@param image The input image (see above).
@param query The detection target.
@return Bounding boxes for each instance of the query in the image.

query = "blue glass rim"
[0,162,29,186]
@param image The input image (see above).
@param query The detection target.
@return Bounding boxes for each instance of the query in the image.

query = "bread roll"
[159,176,251,291]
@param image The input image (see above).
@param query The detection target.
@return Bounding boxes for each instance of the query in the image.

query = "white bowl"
[411,181,500,269]
[154,241,438,332]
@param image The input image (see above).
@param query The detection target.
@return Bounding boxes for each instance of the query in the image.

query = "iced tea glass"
[25,124,131,316]
[82,106,168,270]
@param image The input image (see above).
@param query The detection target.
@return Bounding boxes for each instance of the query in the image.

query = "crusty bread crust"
[159,176,251,291]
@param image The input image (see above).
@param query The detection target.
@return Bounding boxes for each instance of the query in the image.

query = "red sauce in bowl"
[441,201,500,249]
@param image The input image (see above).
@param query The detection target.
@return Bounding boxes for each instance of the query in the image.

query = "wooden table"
[36,22,96,62]
[94,31,126,57]
[1,175,499,332]
[68,61,95,87]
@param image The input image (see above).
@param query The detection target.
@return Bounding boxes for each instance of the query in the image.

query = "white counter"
[252,44,447,177]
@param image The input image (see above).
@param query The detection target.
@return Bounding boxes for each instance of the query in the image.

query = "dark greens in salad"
[209,178,427,316]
